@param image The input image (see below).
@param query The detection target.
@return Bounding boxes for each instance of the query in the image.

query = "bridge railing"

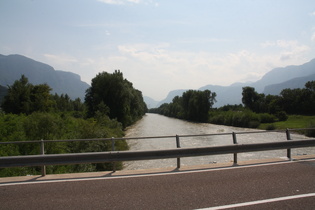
[0,128,315,176]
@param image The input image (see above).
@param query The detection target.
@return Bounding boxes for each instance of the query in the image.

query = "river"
[123,113,312,170]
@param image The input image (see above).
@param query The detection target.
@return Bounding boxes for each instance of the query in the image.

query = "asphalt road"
[1,159,315,210]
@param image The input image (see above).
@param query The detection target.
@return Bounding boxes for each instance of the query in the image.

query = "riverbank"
[259,115,315,137]
[124,113,314,170]
[259,115,315,129]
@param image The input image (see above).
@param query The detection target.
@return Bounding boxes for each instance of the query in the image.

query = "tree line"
[150,81,315,129]
[149,90,216,122]
[0,71,147,177]
[242,81,315,115]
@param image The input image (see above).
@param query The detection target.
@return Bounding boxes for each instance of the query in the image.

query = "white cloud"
[40,39,311,100]
[310,11,315,16]
[312,32,315,42]
[260,40,310,61]
[44,53,78,64]
[98,43,293,99]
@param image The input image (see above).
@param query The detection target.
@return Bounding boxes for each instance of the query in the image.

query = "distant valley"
[147,58,315,108]
[1,54,315,108]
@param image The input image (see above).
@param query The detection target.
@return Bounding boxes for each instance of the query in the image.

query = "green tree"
[182,90,216,122]
[242,86,259,111]
[85,70,147,127]
[30,84,53,113]
[1,75,32,114]
[151,89,216,122]
[1,75,54,114]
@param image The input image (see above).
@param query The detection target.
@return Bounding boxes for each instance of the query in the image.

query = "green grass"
[259,115,315,130]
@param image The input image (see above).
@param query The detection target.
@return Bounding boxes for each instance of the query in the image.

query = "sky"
[1,0,315,101]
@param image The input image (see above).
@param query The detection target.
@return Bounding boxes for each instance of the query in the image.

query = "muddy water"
[123,113,312,170]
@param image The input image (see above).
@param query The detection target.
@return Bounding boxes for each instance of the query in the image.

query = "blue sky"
[1,0,315,100]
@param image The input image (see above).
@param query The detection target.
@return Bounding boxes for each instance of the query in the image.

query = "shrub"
[266,124,276,130]
[248,120,260,128]
[275,111,288,121]
[259,113,276,123]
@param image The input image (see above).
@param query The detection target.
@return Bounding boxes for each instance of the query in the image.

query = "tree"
[1,75,54,114]
[182,90,216,122]
[29,84,53,113]
[1,75,32,114]
[85,70,147,127]
[242,87,259,111]
[151,89,216,122]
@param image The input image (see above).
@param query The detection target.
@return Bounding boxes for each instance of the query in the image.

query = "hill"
[155,89,187,108]
[143,96,159,109]
[263,73,315,95]
[0,54,90,100]
[253,58,315,92]
[148,58,315,108]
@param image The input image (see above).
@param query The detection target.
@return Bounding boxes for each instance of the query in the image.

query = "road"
[1,159,315,210]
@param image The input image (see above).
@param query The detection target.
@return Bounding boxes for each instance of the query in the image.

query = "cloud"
[260,40,310,61]
[105,40,313,100]
[44,53,78,64]
[312,32,315,42]
[310,11,315,16]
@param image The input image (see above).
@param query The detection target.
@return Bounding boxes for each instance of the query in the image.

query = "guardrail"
[1,128,315,176]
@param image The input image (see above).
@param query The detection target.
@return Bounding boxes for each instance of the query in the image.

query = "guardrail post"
[286,129,292,160]
[232,132,238,164]
[176,135,181,169]
[111,137,116,172]
[40,139,46,176]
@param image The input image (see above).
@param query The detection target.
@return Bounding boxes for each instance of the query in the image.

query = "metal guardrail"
[0,128,315,176]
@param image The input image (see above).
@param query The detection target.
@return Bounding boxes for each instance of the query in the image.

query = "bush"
[259,113,276,123]
[248,120,260,128]
[209,110,260,128]
[0,112,127,177]
[265,124,276,130]
[275,111,288,121]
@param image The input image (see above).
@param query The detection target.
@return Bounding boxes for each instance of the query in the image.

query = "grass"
[259,115,315,130]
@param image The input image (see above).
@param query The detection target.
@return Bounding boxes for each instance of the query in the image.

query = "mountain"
[143,96,159,109]
[252,58,315,92]
[199,82,252,107]
[0,54,90,100]
[263,73,315,95]
[156,89,187,108]
[147,58,315,108]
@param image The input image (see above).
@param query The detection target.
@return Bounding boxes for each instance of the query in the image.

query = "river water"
[123,113,312,170]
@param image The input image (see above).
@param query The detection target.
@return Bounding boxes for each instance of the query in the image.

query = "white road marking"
[0,158,314,187]
[196,193,315,210]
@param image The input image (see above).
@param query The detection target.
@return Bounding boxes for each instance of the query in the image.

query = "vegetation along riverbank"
[0,71,147,177]
[149,81,315,137]
[1,71,314,177]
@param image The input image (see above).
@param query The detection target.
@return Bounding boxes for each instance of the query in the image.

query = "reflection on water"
[123,113,312,170]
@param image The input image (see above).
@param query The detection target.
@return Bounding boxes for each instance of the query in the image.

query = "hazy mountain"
[148,58,315,108]
[252,58,315,92]
[156,89,187,108]
[143,96,159,109]
[263,73,315,95]
[199,83,250,107]
[0,54,90,100]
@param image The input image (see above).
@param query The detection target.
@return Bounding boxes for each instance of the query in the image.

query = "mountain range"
[146,58,315,108]
[1,54,314,108]
[0,54,89,101]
